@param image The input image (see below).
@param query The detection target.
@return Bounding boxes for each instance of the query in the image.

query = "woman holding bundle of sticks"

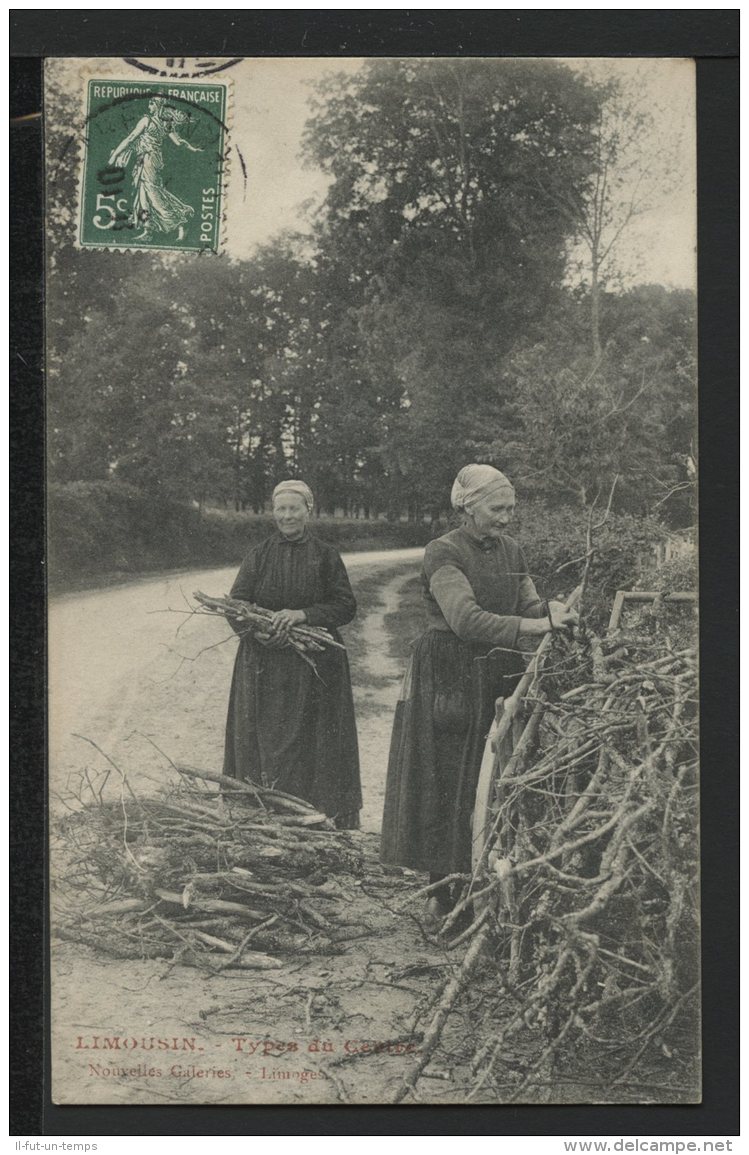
[224,479,362,828]
[380,464,578,920]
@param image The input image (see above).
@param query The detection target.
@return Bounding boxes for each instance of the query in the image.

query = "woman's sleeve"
[301,549,357,629]
[230,550,257,601]
[516,547,547,619]
[228,550,258,635]
[429,565,523,649]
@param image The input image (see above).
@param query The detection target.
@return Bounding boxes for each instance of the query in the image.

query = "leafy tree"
[302,58,604,503]
[480,284,696,520]
[532,67,687,360]
[305,59,600,295]
[48,262,193,485]
[46,57,694,532]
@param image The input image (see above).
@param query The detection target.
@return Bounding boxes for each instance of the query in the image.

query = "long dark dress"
[223,530,361,822]
[380,526,547,874]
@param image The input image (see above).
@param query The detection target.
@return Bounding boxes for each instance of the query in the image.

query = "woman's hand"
[254,629,287,649]
[548,602,579,632]
[268,608,307,639]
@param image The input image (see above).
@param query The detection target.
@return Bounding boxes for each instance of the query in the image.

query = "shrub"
[48,484,682,603]
[513,499,671,599]
[47,482,435,589]
[47,482,202,581]
[636,549,698,593]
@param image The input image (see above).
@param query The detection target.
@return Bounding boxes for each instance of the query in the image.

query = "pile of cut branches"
[52,763,368,972]
[192,591,344,672]
[397,623,699,1103]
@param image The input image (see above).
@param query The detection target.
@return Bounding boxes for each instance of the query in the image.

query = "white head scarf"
[450,464,514,513]
[271,479,315,512]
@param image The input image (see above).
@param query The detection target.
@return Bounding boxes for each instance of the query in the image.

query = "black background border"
[10,8,739,1138]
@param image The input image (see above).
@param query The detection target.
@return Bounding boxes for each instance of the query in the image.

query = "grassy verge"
[382,575,425,663]
[343,566,423,696]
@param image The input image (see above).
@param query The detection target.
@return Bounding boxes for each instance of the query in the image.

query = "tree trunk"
[233,411,243,513]
[590,255,602,363]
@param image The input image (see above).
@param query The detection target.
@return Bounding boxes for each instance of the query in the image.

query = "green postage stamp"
[78,79,229,252]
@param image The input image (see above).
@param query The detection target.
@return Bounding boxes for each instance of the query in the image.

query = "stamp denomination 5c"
[79,79,229,253]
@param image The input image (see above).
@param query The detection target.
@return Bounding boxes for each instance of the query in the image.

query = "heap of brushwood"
[396,611,699,1103]
[192,591,343,671]
[53,765,368,972]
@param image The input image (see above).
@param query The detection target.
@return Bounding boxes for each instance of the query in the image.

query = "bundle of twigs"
[192,591,344,672]
[395,626,699,1103]
[52,763,368,972]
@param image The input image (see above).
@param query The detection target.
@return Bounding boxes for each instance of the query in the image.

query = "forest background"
[45,57,697,590]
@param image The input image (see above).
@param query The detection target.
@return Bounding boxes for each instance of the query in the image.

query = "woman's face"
[273,493,310,540]
[466,487,516,540]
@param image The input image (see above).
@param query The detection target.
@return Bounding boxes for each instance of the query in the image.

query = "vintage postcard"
[45,55,699,1107]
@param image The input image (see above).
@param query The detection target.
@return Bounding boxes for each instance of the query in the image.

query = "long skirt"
[380,629,523,875]
[224,635,362,823]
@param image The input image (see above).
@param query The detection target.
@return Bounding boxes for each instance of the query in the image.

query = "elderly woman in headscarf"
[223,479,362,828]
[380,464,578,916]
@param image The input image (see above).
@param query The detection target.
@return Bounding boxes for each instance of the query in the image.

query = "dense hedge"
[512,500,674,630]
[48,482,677,598]
[514,501,669,596]
[432,500,670,601]
[47,481,436,589]
[636,550,697,593]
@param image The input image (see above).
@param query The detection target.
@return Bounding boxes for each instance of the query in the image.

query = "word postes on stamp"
[79,79,229,253]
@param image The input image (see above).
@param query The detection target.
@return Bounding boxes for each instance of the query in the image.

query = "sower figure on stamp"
[224,480,363,829]
[380,464,578,920]
[108,96,202,242]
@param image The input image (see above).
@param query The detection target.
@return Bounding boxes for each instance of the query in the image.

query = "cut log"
[189,930,283,969]
[154,888,266,921]
[83,898,150,917]
[175,764,265,797]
